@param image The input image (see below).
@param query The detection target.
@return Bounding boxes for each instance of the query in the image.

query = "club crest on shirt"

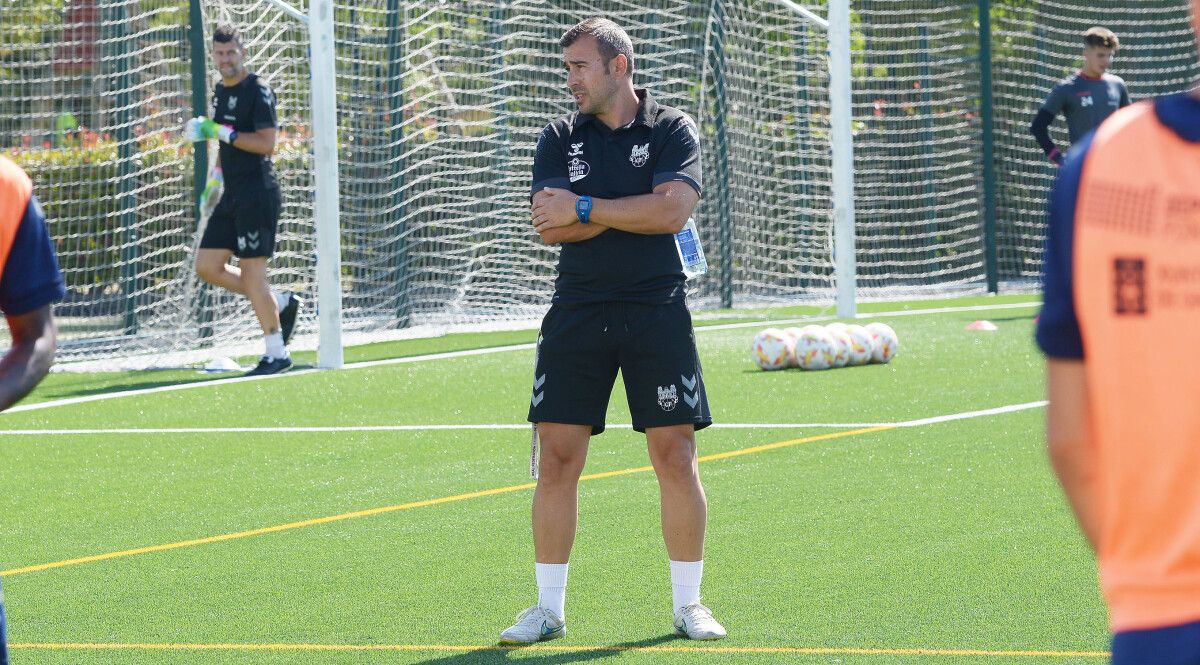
[630,142,650,168]
[228,96,238,110]
[569,156,590,183]
[657,384,678,411]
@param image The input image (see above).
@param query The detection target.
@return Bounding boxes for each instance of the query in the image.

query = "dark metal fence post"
[386,0,411,326]
[979,0,999,293]
[189,0,213,338]
[711,0,733,309]
[109,1,140,332]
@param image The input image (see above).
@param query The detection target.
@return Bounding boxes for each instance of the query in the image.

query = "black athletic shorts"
[199,187,282,258]
[527,301,713,435]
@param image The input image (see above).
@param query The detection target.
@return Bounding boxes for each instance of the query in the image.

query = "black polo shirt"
[212,73,278,192]
[532,89,702,304]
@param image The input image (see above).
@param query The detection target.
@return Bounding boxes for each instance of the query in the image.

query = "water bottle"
[673,217,708,279]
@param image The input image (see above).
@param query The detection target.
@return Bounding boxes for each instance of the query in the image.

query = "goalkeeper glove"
[184,116,237,144]
[199,167,224,217]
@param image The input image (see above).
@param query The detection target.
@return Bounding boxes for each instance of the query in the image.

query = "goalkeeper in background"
[185,24,299,376]
[1037,3,1200,661]
[1030,27,1130,166]
[0,154,67,665]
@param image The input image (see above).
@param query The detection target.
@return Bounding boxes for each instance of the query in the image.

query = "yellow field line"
[2,426,890,577]
[0,483,536,576]
[699,426,894,463]
[9,642,1110,658]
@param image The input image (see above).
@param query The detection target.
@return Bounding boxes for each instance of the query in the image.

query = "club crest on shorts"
[657,384,678,411]
[630,142,649,168]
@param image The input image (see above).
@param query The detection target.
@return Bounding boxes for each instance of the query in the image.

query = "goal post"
[237,0,344,369]
[306,0,345,369]
[767,0,856,318]
[827,0,857,318]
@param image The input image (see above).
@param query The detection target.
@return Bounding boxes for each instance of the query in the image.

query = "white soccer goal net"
[1,0,1196,368]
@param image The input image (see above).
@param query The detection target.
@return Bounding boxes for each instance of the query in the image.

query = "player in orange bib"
[0,154,67,665]
[1036,3,1200,662]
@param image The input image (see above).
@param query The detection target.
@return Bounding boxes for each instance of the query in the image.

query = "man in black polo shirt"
[500,17,725,644]
[185,24,299,376]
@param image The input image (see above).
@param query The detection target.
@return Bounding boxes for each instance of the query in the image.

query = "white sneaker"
[499,605,566,644]
[674,602,727,640]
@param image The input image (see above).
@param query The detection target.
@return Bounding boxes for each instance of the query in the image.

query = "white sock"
[670,559,703,612]
[273,290,289,312]
[535,562,568,619]
[264,331,287,359]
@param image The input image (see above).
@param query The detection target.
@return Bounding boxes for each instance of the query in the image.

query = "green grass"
[0,295,1111,664]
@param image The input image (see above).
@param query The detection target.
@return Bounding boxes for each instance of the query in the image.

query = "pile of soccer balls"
[752,322,900,371]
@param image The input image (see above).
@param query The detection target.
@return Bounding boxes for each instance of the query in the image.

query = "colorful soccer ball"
[794,326,838,371]
[843,324,875,366]
[866,322,900,364]
[752,328,794,371]
[825,321,850,335]
[782,327,804,367]
[827,327,853,368]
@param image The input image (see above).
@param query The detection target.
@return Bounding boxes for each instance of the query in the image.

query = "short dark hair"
[213,24,243,46]
[1083,27,1119,50]
[560,17,635,77]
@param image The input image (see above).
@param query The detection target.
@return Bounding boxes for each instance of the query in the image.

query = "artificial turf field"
[0,294,1112,664]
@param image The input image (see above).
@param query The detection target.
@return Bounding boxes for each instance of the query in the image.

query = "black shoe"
[279,292,301,345]
[245,355,293,376]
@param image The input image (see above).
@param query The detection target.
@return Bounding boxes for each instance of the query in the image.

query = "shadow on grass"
[27,364,319,404]
[36,375,216,400]
[413,634,680,664]
[981,314,1037,322]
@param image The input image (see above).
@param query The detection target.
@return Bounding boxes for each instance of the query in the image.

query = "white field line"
[2,343,535,415]
[4,301,1041,416]
[0,401,1047,436]
[894,400,1047,427]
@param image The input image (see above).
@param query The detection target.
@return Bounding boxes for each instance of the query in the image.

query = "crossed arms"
[530,180,699,245]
